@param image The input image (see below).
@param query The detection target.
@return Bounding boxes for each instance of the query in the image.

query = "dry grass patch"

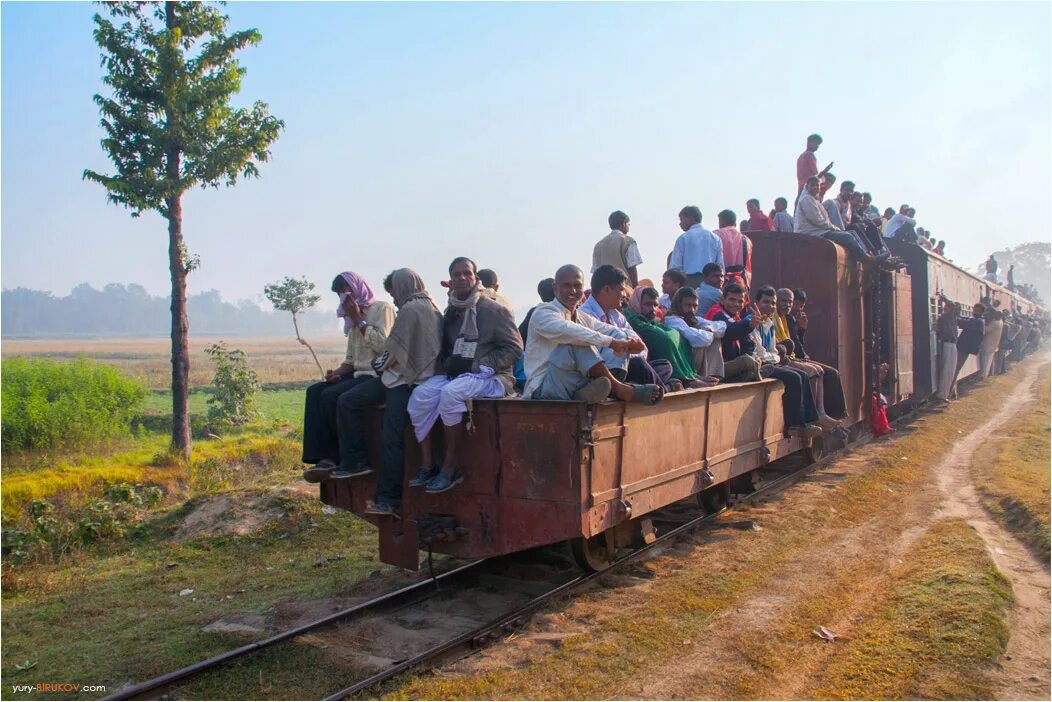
[812,518,1012,700]
[970,365,1051,560]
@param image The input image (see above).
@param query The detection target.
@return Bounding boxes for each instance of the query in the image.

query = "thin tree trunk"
[293,312,324,378]
[166,0,191,460]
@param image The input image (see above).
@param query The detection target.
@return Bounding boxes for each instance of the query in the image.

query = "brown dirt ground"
[433,358,1051,700]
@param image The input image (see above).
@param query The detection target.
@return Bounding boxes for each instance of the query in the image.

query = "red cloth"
[703,303,724,321]
[748,212,773,232]
[796,150,817,192]
[869,392,893,437]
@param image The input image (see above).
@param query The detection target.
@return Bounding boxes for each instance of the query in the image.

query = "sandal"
[629,383,664,405]
[573,377,612,403]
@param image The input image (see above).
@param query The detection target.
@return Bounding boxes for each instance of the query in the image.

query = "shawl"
[381,268,443,385]
[448,282,483,340]
[624,308,697,381]
[336,271,376,335]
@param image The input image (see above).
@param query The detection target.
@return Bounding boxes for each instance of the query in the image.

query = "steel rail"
[103,558,488,701]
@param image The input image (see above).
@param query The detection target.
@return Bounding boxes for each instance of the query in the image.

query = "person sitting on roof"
[626,286,711,390]
[696,262,725,316]
[749,286,829,439]
[770,197,795,233]
[658,268,687,312]
[663,287,727,384]
[302,272,396,484]
[713,209,753,289]
[524,264,663,404]
[670,206,724,289]
[884,205,918,243]
[406,257,523,494]
[592,210,643,287]
[581,265,673,389]
[704,282,762,384]
[336,268,444,517]
[746,198,773,232]
[794,176,885,265]
[774,288,849,438]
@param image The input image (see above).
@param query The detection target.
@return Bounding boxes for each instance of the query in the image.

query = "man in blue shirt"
[696,262,724,316]
[669,205,724,288]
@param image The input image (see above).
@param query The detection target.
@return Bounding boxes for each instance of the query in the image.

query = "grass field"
[2,336,349,390]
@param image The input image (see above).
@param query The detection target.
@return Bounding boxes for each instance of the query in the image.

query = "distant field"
[2,335,348,389]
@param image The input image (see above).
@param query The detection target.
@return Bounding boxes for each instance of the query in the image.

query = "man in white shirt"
[592,210,643,286]
[884,205,918,243]
[524,264,662,404]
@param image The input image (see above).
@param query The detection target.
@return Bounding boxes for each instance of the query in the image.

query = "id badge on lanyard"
[452,337,478,359]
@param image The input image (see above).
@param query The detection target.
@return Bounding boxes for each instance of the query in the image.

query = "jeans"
[301,374,373,464]
[822,230,870,260]
[761,364,820,427]
[336,377,413,506]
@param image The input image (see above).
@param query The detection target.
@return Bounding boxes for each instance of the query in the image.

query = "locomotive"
[320,233,1044,570]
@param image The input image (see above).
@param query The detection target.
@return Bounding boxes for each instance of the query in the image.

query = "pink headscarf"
[336,271,376,334]
[629,286,648,315]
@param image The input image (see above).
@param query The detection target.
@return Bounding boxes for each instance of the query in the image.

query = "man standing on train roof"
[406,257,523,494]
[524,264,663,404]
[302,272,396,484]
[933,297,959,402]
[794,176,881,264]
[770,197,795,233]
[592,210,642,287]
[949,302,986,399]
[696,262,725,316]
[984,255,999,283]
[796,133,833,198]
[745,199,773,232]
[1006,264,1015,290]
[669,206,724,289]
[713,209,753,289]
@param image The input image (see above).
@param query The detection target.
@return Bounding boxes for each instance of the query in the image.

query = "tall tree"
[84,2,283,459]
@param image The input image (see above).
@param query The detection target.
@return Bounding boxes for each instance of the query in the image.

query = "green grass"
[140,386,308,427]
[813,519,1013,700]
[0,495,393,700]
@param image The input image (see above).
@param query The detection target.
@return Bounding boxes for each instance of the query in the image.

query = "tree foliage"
[204,342,260,427]
[83,2,284,216]
[264,276,325,378]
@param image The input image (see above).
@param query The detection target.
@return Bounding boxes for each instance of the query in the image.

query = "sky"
[2,1,1050,316]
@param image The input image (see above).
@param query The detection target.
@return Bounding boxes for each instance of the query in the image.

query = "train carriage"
[319,234,1042,570]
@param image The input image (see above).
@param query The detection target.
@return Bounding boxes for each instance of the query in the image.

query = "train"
[319,233,1045,571]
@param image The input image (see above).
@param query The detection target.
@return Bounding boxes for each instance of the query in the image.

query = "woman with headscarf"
[663,287,727,383]
[624,286,706,389]
[334,268,443,516]
[303,272,396,483]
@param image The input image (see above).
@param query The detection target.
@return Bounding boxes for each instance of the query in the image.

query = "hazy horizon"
[3,2,1050,312]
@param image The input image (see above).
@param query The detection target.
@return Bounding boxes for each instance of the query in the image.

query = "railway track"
[106,417,898,702]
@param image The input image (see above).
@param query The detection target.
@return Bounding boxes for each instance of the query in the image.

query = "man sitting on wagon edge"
[524,264,663,404]
[406,257,523,494]
[795,176,886,267]
[704,282,762,384]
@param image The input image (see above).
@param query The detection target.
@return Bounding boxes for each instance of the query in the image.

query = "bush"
[204,342,260,427]
[1,357,146,451]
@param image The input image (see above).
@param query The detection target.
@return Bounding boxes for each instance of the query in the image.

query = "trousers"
[936,342,958,400]
[408,373,507,442]
[722,354,761,383]
[301,374,373,464]
[691,342,726,378]
[821,230,870,260]
[761,363,820,427]
[532,344,629,401]
[336,377,413,505]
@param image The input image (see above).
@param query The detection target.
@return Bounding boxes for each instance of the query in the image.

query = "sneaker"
[330,463,373,480]
[302,465,333,483]
[364,500,400,518]
[424,471,465,494]
[409,465,441,487]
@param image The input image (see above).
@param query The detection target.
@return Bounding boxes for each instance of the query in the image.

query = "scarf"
[445,282,484,376]
[774,313,791,343]
[624,308,697,381]
[629,286,648,315]
[377,268,442,385]
[336,271,376,335]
